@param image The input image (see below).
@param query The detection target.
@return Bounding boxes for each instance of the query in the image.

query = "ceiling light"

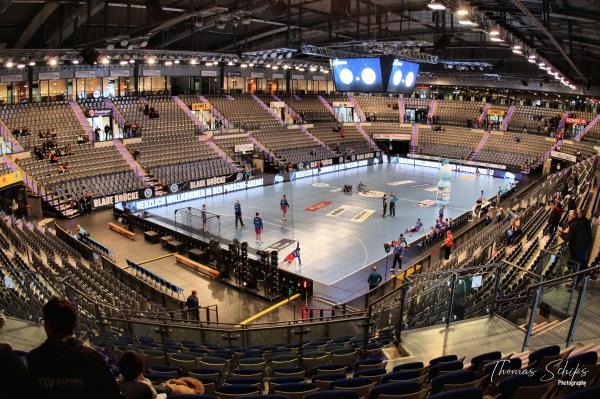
[120,60,128,65]
[456,6,469,17]
[241,63,248,68]
[490,36,503,42]
[16,63,25,69]
[28,61,36,66]
[458,19,477,26]
[49,58,58,66]
[528,58,536,63]
[323,69,329,74]
[489,26,500,36]
[129,59,135,64]
[227,61,234,66]
[140,40,148,48]
[248,63,254,67]
[100,57,110,64]
[309,66,317,72]
[147,57,156,64]
[5,60,14,68]
[205,61,213,66]
[427,0,446,10]
[165,60,173,66]
[266,63,271,68]
[272,65,279,70]
[190,58,197,65]
[512,48,522,54]
[72,59,79,64]
[174,60,180,64]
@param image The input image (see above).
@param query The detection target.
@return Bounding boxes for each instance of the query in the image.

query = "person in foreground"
[118,351,157,399]
[27,296,121,399]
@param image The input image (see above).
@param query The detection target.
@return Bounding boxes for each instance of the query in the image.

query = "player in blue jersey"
[280,194,290,221]
[253,212,263,244]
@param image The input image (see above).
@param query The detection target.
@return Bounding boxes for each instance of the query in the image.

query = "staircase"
[172,96,207,133]
[69,100,94,142]
[112,141,155,188]
[197,95,232,129]
[556,112,572,133]
[399,98,406,123]
[427,99,437,123]
[524,139,564,174]
[478,103,492,126]
[410,124,418,155]
[353,122,380,151]
[247,132,280,164]
[347,95,366,122]
[1,156,77,217]
[575,114,600,141]
[207,140,241,171]
[318,95,342,122]
[250,94,286,126]
[469,129,491,160]
[501,106,515,131]
[0,117,23,153]
[104,98,125,128]
[271,94,296,117]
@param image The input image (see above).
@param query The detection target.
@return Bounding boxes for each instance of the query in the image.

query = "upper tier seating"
[354,96,400,122]
[0,101,87,150]
[278,95,335,122]
[434,100,483,127]
[508,106,563,133]
[209,94,281,130]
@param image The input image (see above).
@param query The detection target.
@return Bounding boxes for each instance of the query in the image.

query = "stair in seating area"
[104,98,125,128]
[112,141,164,194]
[197,95,232,130]
[172,96,207,133]
[0,117,23,153]
[250,94,286,126]
[206,140,241,171]
[347,95,366,122]
[354,122,380,151]
[399,98,406,123]
[478,103,492,124]
[247,132,280,164]
[69,100,95,142]
[318,95,342,122]
[524,139,564,173]
[556,111,572,133]
[1,155,78,217]
[575,114,600,141]
[410,124,418,155]
[469,129,491,160]
[501,106,515,131]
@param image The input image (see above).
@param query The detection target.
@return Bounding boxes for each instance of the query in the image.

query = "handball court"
[142,162,507,304]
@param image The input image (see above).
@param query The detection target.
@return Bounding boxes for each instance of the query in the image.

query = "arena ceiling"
[1,0,599,91]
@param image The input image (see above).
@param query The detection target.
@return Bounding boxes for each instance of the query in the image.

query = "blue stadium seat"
[370,381,422,399]
[430,370,476,394]
[429,360,464,380]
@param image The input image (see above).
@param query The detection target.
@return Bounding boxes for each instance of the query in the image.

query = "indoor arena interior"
[0,1,599,398]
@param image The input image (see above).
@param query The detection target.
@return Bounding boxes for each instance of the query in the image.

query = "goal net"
[174,206,222,241]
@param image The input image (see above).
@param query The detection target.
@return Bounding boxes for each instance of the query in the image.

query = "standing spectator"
[118,351,157,399]
[28,297,121,399]
[207,118,212,130]
[443,230,453,260]
[201,204,208,232]
[132,149,140,161]
[389,192,397,217]
[390,234,408,272]
[253,212,263,244]
[368,266,382,291]
[382,194,388,218]
[561,208,593,282]
[185,290,200,321]
[234,200,244,228]
[474,190,484,217]
[547,201,563,235]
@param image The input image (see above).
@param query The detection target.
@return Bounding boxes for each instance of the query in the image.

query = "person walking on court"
[368,266,382,291]
[280,194,290,221]
[382,194,388,218]
[185,290,200,321]
[254,212,264,244]
[234,200,244,228]
[201,204,208,233]
[389,192,397,217]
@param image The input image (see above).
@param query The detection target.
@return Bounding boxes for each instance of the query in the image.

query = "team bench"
[108,222,136,240]
[175,254,220,279]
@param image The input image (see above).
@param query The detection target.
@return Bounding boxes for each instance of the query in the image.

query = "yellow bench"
[108,222,136,240]
[175,254,220,279]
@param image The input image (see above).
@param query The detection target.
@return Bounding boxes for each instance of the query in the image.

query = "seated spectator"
[77,224,89,238]
[132,149,140,161]
[118,351,157,399]
[27,297,121,399]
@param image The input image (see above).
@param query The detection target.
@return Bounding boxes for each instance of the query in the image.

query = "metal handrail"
[528,265,600,290]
